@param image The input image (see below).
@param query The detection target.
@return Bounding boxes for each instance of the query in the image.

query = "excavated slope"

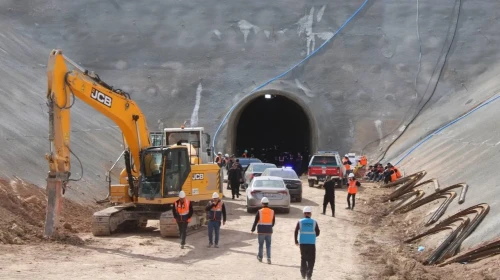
[0,0,499,249]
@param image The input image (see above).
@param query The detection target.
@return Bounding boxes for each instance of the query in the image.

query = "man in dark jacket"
[322,176,335,217]
[172,191,193,249]
[228,162,242,199]
[205,192,227,248]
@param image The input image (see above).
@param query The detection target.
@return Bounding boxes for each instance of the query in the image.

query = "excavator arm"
[44,49,151,237]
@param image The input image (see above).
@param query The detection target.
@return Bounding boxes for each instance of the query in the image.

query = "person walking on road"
[205,192,226,248]
[172,191,193,249]
[295,206,320,280]
[346,173,361,210]
[322,176,335,217]
[228,162,242,199]
[251,197,275,264]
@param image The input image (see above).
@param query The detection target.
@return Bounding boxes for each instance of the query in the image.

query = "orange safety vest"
[344,163,351,170]
[360,156,367,166]
[257,207,274,234]
[175,199,191,223]
[391,167,402,182]
[208,201,224,221]
[347,179,358,194]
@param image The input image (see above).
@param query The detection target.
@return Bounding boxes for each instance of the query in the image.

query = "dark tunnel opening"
[235,94,311,174]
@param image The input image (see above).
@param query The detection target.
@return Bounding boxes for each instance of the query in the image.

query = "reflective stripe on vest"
[208,201,224,221]
[176,199,191,222]
[299,218,317,245]
[257,208,274,234]
[348,180,358,194]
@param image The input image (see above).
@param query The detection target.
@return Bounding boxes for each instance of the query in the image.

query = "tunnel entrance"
[233,93,312,174]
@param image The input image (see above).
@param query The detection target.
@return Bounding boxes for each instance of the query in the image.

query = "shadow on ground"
[81,228,256,264]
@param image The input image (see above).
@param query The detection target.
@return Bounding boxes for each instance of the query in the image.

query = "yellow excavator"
[43,49,222,238]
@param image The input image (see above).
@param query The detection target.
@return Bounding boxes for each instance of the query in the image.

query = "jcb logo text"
[192,173,204,180]
[91,88,112,107]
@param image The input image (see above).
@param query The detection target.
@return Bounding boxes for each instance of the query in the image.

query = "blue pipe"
[394,93,500,165]
[211,0,371,150]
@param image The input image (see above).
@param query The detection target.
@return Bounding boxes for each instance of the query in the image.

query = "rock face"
[1,0,500,250]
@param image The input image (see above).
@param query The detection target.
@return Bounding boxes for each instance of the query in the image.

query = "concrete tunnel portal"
[226,90,318,172]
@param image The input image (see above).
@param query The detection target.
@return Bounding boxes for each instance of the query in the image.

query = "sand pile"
[0,177,100,245]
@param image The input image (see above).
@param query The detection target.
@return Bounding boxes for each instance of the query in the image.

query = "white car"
[243,162,277,189]
[245,176,290,214]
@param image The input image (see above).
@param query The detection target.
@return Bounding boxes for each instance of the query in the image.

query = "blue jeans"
[258,234,272,259]
[208,220,221,245]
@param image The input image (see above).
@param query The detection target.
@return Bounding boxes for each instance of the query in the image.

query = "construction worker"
[360,155,367,166]
[322,176,335,217]
[343,158,352,185]
[251,197,275,264]
[172,191,193,249]
[215,152,223,167]
[205,192,227,248]
[295,206,320,280]
[242,149,248,158]
[388,163,402,182]
[346,173,360,210]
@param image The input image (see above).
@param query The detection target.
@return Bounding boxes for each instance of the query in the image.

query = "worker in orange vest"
[251,197,275,264]
[346,173,361,210]
[172,191,193,249]
[205,192,227,248]
[388,163,402,182]
[359,155,367,166]
[343,157,352,186]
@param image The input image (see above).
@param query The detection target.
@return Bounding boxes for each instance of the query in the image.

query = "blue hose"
[211,0,371,149]
[394,93,500,165]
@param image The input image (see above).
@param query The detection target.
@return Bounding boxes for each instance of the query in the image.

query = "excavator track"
[92,205,130,236]
[91,202,209,237]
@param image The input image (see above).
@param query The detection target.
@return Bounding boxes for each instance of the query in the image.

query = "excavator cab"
[139,146,191,200]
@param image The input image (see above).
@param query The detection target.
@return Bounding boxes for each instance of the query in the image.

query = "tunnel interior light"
[264,94,272,99]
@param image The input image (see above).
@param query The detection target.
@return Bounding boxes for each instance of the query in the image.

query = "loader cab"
[139,146,191,200]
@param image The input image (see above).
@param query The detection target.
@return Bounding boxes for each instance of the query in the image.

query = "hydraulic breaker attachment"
[44,177,64,238]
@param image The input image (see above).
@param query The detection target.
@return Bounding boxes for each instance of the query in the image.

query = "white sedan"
[245,176,290,214]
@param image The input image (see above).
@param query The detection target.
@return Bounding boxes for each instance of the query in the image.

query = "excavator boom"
[44,49,151,237]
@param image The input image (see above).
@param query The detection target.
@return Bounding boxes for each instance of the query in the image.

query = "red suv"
[307,151,345,188]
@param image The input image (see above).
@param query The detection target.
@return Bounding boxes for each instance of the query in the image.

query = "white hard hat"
[349,173,355,178]
[225,154,229,157]
[212,192,219,199]
[303,206,312,213]
[261,197,269,204]
[179,191,186,198]
[218,152,222,155]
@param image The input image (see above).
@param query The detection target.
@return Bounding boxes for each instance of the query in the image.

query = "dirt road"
[0,182,368,280]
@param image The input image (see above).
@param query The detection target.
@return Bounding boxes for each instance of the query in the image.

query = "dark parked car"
[261,167,303,202]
